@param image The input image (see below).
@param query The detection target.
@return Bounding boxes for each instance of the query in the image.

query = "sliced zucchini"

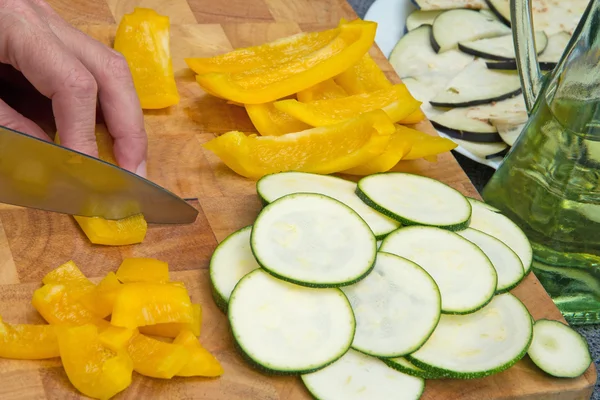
[356,172,472,230]
[527,319,592,378]
[431,9,511,53]
[380,226,497,314]
[406,10,443,30]
[430,59,522,108]
[382,356,448,379]
[256,172,400,239]
[451,139,508,159]
[468,200,533,273]
[209,225,261,313]
[228,269,355,374]
[251,193,376,287]
[467,197,500,213]
[413,0,488,10]
[408,293,533,379]
[430,108,502,143]
[302,349,424,400]
[457,228,525,293]
[458,31,548,61]
[341,252,441,357]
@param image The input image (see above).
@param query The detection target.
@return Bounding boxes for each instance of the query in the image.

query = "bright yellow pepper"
[195,20,376,104]
[139,303,202,338]
[245,102,311,136]
[297,79,348,102]
[203,109,395,179]
[32,283,101,326]
[0,316,59,359]
[79,273,122,319]
[397,125,458,160]
[113,7,179,109]
[335,53,391,94]
[127,332,190,379]
[98,325,137,353]
[115,258,170,283]
[42,260,94,287]
[173,330,223,377]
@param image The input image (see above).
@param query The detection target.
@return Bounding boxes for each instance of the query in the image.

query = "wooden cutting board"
[0,0,596,399]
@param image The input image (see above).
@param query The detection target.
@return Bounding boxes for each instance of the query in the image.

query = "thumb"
[0,98,51,142]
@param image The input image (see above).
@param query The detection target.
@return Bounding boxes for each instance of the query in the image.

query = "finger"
[0,98,51,141]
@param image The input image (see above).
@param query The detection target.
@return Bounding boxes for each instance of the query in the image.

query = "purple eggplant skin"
[430,121,503,143]
[486,147,510,159]
[486,60,557,71]
[484,0,511,26]
[429,88,522,108]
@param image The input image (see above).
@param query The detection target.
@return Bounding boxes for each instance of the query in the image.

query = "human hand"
[0,0,147,176]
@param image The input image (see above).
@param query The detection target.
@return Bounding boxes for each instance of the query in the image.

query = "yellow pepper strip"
[274,84,421,127]
[173,330,223,377]
[56,324,133,400]
[115,258,170,284]
[139,303,202,338]
[113,7,179,109]
[399,109,426,125]
[245,102,311,136]
[335,53,391,94]
[0,316,59,359]
[42,260,94,287]
[98,325,137,352]
[342,127,414,175]
[297,79,348,102]
[111,283,194,329]
[127,332,190,379]
[396,125,458,160]
[79,273,122,319]
[32,284,101,326]
[203,109,395,179]
[195,20,376,104]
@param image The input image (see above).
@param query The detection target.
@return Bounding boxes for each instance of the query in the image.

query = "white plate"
[364,0,503,169]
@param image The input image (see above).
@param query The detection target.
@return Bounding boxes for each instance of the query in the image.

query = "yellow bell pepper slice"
[245,102,311,136]
[139,303,202,338]
[127,332,190,379]
[203,109,394,179]
[297,79,348,102]
[111,283,194,329]
[173,330,223,377]
[335,53,391,94]
[274,84,421,127]
[195,20,376,104]
[113,7,179,109]
[42,260,94,287]
[98,325,137,352]
[399,109,426,125]
[56,324,133,400]
[79,273,122,319]
[32,283,101,326]
[397,125,458,160]
[115,258,170,283]
[0,316,59,359]
[342,127,413,175]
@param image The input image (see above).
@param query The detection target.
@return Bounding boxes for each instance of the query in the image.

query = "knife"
[0,125,198,224]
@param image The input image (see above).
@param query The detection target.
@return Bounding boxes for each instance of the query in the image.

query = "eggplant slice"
[458,31,548,61]
[451,138,509,159]
[412,0,489,10]
[430,108,502,143]
[406,10,444,31]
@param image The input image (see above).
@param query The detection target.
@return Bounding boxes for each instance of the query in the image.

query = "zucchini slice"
[256,172,400,239]
[302,349,424,400]
[406,10,443,31]
[431,9,511,53]
[467,197,500,213]
[356,172,472,230]
[408,293,533,379]
[458,31,548,61]
[457,228,525,293]
[527,319,592,378]
[430,108,502,143]
[380,226,497,314]
[341,252,441,357]
[468,200,533,273]
[209,225,261,313]
[228,269,355,374]
[251,193,376,287]
[382,356,448,379]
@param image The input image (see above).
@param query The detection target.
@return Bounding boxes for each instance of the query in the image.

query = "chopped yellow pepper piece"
[274,84,421,127]
[335,53,391,94]
[0,316,59,359]
[173,330,223,377]
[297,79,348,102]
[115,258,170,283]
[399,109,427,125]
[195,20,376,104]
[42,260,94,287]
[397,125,458,160]
[139,303,202,338]
[98,325,137,352]
[203,109,395,179]
[245,102,311,136]
[79,273,123,318]
[32,284,101,326]
[127,332,190,379]
[114,7,179,109]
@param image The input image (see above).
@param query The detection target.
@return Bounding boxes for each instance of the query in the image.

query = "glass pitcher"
[482,0,600,325]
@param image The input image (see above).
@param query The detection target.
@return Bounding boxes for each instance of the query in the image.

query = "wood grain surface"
[0,0,596,399]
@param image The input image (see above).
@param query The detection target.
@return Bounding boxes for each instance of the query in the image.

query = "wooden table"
[0,0,596,399]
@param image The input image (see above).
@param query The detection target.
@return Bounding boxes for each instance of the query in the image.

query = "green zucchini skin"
[381,357,449,379]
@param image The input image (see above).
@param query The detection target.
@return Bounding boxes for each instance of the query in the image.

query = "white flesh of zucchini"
[414,0,488,10]
[251,193,376,287]
[209,225,260,311]
[408,293,533,378]
[431,9,511,52]
[467,197,500,212]
[457,228,525,293]
[256,172,399,239]
[383,356,446,379]
[468,201,534,273]
[341,252,441,357]
[380,226,497,314]
[356,172,472,230]
[406,10,443,30]
[458,31,548,61]
[301,349,424,400]
[228,269,355,374]
[527,319,592,378]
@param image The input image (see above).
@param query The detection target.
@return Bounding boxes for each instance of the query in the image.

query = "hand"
[0,0,147,176]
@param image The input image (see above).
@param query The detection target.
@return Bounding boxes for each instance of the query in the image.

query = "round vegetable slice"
[228,269,355,374]
[251,193,377,287]
[527,319,592,378]
[301,349,424,400]
[382,356,448,379]
[209,225,260,313]
[256,172,400,239]
[341,252,441,357]
[407,293,533,379]
[380,226,497,314]
[356,172,472,230]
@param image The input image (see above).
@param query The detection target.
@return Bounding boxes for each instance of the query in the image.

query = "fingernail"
[135,160,147,178]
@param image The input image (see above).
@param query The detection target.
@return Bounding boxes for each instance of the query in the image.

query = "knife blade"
[0,125,198,224]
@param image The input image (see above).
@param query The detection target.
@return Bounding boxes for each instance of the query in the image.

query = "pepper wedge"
[398,125,458,160]
[195,20,377,104]
[334,53,391,94]
[297,79,348,103]
[0,316,59,359]
[245,102,311,136]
